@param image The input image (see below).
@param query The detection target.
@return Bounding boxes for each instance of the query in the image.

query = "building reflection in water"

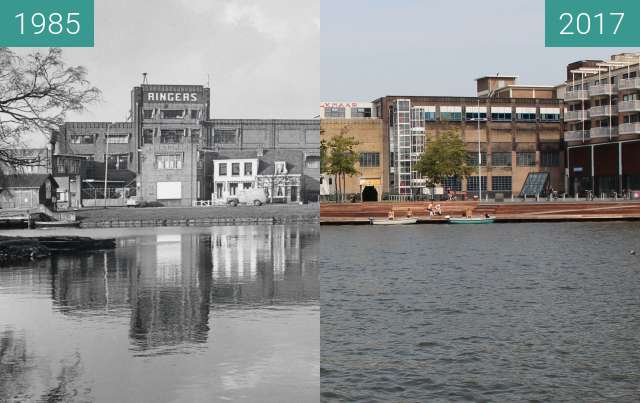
[44,225,318,352]
[129,233,212,351]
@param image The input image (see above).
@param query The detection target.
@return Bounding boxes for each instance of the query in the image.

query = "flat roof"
[475,75,519,81]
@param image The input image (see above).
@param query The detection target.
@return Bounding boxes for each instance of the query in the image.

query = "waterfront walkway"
[320,200,640,224]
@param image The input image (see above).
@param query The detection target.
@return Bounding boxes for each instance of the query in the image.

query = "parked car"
[126,196,140,207]
[227,188,268,207]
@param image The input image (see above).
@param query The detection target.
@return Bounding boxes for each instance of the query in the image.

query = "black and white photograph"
[0,0,319,401]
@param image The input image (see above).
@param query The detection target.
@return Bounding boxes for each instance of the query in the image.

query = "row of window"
[394,111,560,124]
[466,152,560,167]
[218,162,254,177]
[324,107,373,118]
[142,129,200,144]
[143,109,201,120]
[70,134,131,144]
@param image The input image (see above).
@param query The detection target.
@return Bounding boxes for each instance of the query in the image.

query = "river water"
[0,224,319,402]
[321,222,640,402]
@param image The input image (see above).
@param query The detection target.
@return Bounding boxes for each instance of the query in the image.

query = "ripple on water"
[321,222,640,402]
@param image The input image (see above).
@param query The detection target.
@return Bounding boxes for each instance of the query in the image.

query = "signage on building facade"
[146,91,200,103]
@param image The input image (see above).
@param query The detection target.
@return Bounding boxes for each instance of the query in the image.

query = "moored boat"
[370,217,418,225]
[447,216,495,224]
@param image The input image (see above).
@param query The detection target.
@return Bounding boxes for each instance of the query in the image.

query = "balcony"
[619,122,640,135]
[564,110,590,122]
[618,78,640,91]
[564,130,590,142]
[618,100,640,113]
[590,126,618,139]
[565,90,589,102]
[590,105,617,117]
[589,84,616,97]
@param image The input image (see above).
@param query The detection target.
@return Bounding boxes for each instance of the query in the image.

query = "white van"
[227,188,268,206]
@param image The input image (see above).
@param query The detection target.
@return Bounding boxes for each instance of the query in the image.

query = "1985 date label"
[0,0,93,47]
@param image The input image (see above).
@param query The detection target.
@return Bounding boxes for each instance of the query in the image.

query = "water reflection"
[0,225,319,401]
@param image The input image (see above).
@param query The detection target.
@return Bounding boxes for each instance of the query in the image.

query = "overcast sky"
[23,0,318,135]
[321,0,638,101]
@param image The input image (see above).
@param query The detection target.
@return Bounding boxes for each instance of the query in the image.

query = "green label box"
[0,0,94,47]
[546,0,640,47]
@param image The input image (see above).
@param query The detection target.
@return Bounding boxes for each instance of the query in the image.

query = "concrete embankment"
[76,205,319,228]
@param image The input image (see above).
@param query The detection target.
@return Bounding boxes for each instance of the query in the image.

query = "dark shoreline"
[0,236,116,266]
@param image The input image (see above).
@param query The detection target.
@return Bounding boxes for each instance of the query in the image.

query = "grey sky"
[321,0,638,101]
[22,0,319,146]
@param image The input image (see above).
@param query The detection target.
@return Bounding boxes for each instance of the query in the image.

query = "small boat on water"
[447,216,495,224]
[34,220,81,229]
[370,217,418,225]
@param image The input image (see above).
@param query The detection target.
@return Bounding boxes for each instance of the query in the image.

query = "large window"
[156,154,183,169]
[467,152,487,166]
[161,109,185,119]
[218,163,227,176]
[70,134,94,144]
[359,152,380,167]
[425,111,436,121]
[467,176,487,192]
[143,109,154,119]
[107,154,128,170]
[213,129,237,144]
[143,129,154,144]
[540,113,560,122]
[107,134,129,144]
[516,112,536,121]
[351,107,371,118]
[190,109,200,119]
[540,151,560,167]
[305,156,320,169]
[492,176,512,192]
[516,152,536,166]
[160,130,181,144]
[442,176,462,191]
[440,111,462,121]
[244,162,253,176]
[325,107,345,118]
[491,152,512,166]
[231,163,240,176]
[491,111,512,121]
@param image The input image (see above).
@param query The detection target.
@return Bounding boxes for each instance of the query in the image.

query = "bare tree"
[0,47,100,166]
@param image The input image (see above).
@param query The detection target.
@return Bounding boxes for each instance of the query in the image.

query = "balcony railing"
[589,84,616,97]
[618,78,640,91]
[564,110,590,122]
[565,90,589,102]
[590,126,618,139]
[618,100,640,113]
[590,105,617,117]
[564,130,590,142]
[619,122,640,135]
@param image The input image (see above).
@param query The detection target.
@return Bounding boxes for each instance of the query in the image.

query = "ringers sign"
[146,92,201,103]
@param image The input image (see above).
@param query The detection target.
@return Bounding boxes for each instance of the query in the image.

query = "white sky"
[18,0,319,146]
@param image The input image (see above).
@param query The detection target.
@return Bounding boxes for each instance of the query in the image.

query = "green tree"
[414,131,473,188]
[326,133,359,203]
[0,48,100,166]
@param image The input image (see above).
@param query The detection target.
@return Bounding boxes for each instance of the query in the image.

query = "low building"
[211,149,304,203]
[320,117,385,201]
[0,174,58,209]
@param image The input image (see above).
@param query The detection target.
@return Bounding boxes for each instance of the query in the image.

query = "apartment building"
[563,53,640,196]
